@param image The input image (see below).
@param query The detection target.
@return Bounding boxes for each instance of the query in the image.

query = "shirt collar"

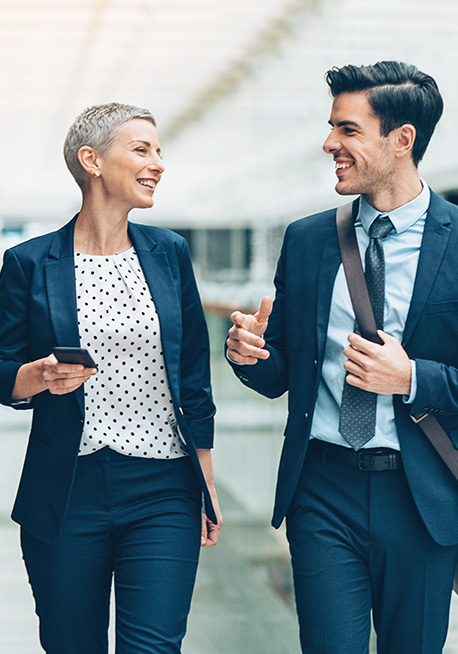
[357,180,430,235]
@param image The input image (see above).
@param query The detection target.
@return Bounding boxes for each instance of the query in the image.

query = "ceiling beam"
[161,0,318,142]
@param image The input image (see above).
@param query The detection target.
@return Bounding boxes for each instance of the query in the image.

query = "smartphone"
[53,347,98,369]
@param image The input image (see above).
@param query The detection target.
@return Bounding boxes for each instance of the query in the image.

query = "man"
[226,61,458,653]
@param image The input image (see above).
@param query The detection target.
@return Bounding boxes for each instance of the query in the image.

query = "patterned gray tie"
[338,215,395,450]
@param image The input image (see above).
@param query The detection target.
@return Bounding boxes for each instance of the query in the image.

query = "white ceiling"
[0,0,300,221]
[2,0,458,228]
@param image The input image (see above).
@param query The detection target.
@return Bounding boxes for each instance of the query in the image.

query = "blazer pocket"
[427,300,458,314]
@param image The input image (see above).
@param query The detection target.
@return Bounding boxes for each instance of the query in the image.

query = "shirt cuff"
[402,360,417,404]
[226,351,244,366]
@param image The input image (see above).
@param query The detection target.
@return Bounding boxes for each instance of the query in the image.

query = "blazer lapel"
[45,216,80,347]
[403,193,452,347]
[45,215,84,413]
[128,223,181,398]
[316,217,343,364]
[316,202,358,363]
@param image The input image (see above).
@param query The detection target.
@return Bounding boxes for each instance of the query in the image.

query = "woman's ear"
[77,146,102,178]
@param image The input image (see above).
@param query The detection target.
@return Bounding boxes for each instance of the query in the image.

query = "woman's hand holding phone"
[42,347,98,395]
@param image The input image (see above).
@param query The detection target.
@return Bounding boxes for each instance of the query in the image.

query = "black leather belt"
[309,439,402,471]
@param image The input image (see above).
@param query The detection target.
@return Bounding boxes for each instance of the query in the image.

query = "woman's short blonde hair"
[63,102,156,189]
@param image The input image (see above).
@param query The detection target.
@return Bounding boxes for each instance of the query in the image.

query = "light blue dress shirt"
[310,183,430,450]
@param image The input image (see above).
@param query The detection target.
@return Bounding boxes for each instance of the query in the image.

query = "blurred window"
[174,227,252,280]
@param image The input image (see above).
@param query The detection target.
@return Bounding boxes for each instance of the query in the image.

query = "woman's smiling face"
[95,118,165,211]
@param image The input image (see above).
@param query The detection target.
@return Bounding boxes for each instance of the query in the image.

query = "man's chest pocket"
[427,300,458,314]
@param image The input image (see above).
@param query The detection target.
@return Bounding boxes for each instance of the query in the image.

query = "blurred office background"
[1,0,458,652]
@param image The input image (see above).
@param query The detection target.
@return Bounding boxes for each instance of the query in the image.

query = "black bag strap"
[336,201,458,483]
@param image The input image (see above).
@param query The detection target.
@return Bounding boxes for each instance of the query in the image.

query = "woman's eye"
[135,147,147,153]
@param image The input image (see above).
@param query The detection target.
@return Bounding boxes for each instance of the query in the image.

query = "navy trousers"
[21,447,202,654]
[286,442,458,654]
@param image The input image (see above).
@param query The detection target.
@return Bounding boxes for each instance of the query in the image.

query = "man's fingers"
[343,344,366,365]
[228,323,265,348]
[227,346,270,365]
[227,296,273,364]
[230,296,273,334]
[344,358,366,377]
[255,296,273,323]
[347,332,380,355]
[376,330,393,345]
[344,373,365,389]
[227,319,270,365]
[230,310,247,327]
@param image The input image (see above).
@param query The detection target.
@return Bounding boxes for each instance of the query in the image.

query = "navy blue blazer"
[0,215,216,543]
[229,190,458,546]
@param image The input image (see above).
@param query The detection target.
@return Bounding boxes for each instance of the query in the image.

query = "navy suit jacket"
[0,215,216,543]
[229,191,458,546]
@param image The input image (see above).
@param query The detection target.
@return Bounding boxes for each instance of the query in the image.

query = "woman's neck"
[74,199,132,255]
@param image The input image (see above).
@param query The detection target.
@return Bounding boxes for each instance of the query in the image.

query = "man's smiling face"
[322,91,397,204]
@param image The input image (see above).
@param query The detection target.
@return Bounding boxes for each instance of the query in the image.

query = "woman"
[0,102,222,653]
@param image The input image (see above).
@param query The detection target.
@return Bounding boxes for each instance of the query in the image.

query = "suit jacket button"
[305,412,309,421]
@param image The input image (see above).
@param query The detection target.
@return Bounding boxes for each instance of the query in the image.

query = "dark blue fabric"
[286,445,458,654]
[0,215,216,542]
[228,191,458,546]
[21,448,202,654]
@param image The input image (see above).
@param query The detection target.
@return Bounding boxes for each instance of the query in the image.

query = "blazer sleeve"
[178,239,215,449]
[0,248,34,408]
[409,357,458,417]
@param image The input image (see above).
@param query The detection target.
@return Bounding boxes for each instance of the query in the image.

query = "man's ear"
[77,146,102,178]
[394,124,416,160]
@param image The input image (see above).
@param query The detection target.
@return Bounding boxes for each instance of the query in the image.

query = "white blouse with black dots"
[74,248,187,459]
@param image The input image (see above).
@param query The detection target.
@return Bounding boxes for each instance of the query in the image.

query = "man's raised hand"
[226,296,273,365]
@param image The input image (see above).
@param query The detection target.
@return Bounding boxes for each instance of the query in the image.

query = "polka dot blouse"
[74,248,187,460]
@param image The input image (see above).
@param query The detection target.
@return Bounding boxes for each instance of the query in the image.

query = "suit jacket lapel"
[45,215,84,413]
[128,223,181,398]
[45,216,80,347]
[403,192,452,347]
[316,217,343,364]
[316,202,358,363]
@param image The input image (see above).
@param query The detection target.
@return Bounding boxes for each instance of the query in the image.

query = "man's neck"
[362,174,423,214]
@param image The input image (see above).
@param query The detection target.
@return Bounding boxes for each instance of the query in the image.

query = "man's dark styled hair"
[325,61,443,166]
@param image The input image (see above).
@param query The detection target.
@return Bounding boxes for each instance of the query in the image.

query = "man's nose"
[323,131,339,154]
